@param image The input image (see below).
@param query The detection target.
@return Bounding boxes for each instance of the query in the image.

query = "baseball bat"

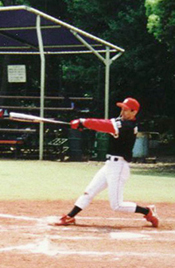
[9,112,70,125]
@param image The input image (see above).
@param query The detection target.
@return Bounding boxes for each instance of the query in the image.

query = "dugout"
[0,5,124,160]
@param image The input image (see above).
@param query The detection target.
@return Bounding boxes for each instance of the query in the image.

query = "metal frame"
[36,15,45,160]
[0,5,125,160]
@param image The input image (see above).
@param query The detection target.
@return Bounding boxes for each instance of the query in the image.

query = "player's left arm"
[71,118,118,135]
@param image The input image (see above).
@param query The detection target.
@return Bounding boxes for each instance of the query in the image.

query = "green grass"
[125,174,175,203]
[0,160,174,202]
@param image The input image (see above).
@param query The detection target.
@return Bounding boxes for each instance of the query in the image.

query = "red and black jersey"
[107,117,138,162]
[82,117,138,162]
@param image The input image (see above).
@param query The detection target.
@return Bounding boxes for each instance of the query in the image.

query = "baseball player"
[52,97,159,227]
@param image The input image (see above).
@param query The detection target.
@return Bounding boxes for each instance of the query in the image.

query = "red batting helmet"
[116,97,140,112]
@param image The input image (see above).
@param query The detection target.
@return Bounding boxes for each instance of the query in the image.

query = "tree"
[28,0,68,20]
[63,0,175,119]
[1,0,29,5]
[145,0,175,52]
[145,0,175,139]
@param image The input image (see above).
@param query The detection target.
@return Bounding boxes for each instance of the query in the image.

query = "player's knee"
[84,191,94,199]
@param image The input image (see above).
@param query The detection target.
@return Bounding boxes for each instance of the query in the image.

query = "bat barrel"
[9,112,70,125]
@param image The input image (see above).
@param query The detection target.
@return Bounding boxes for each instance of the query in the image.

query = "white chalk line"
[0,238,175,259]
[0,213,175,259]
[0,213,175,222]
[0,213,41,222]
[1,222,175,243]
[0,213,175,236]
[28,233,102,240]
[15,230,175,242]
[0,213,175,235]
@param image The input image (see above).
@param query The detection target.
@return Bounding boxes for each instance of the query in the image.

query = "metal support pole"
[71,30,105,64]
[104,47,111,119]
[36,15,45,160]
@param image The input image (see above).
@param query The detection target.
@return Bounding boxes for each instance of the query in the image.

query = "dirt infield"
[0,200,174,268]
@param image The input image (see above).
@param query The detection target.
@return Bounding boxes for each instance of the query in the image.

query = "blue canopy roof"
[0,5,125,55]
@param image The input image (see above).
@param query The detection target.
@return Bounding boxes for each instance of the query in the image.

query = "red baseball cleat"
[144,205,159,227]
[49,214,76,226]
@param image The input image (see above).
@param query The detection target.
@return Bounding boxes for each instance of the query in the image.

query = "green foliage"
[28,0,68,20]
[145,0,175,51]
[1,0,30,5]
[62,0,175,133]
[15,0,30,4]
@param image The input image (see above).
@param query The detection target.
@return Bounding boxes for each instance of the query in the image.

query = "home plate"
[110,232,151,240]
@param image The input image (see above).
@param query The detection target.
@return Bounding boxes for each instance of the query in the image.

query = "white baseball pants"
[75,158,137,213]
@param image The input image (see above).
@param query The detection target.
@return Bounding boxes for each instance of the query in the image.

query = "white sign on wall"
[7,65,26,83]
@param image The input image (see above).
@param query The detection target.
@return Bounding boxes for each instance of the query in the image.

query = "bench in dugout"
[0,128,36,158]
